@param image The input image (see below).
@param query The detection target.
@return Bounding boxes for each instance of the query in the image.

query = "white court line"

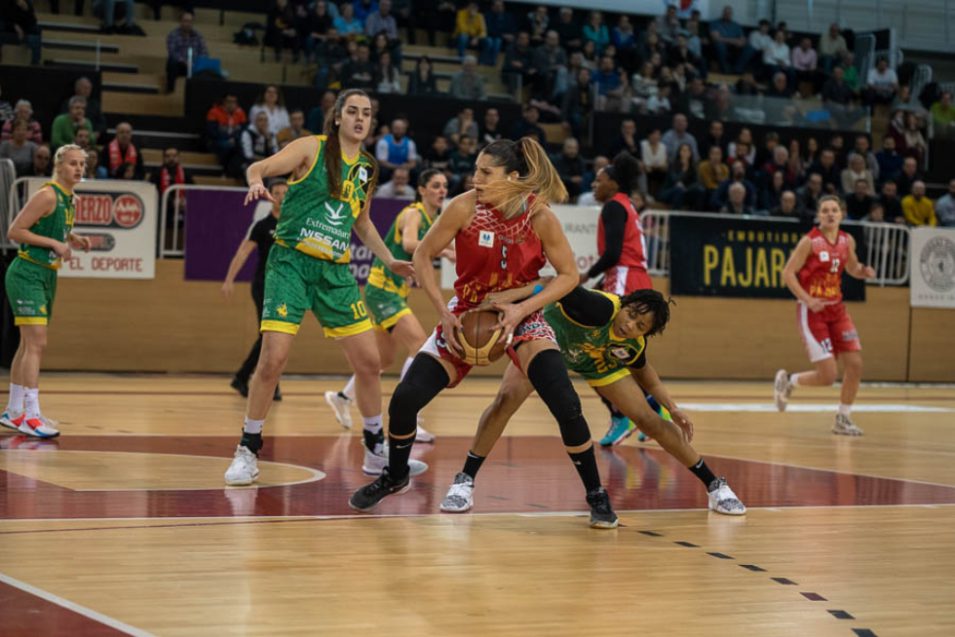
[678,402,953,413]
[0,572,154,636]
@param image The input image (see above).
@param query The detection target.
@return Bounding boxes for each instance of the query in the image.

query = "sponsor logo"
[819,250,830,262]
[324,201,348,227]
[610,346,633,360]
[74,192,145,229]
[919,236,955,293]
[277,303,288,318]
[478,230,495,248]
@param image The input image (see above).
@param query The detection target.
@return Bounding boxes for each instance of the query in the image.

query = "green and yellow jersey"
[18,182,74,270]
[367,201,434,297]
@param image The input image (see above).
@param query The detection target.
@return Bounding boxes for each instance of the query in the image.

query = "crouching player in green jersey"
[224,89,427,485]
[2,144,91,438]
[440,284,747,516]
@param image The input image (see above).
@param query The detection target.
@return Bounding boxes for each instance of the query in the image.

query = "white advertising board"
[910,226,955,309]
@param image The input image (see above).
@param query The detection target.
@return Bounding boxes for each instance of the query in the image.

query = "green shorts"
[5,257,57,326]
[364,283,411,331]
[261,245,372,338]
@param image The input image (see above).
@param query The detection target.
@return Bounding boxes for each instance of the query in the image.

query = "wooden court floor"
[1,374,954,636]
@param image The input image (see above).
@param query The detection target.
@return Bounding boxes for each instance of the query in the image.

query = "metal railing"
[641,210,910,286]
[159,184,247,258]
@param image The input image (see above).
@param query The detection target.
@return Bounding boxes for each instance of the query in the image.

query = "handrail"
[159,183,247,258]
[640,210,911,286]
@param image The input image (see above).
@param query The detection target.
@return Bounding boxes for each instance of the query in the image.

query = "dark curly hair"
[619,288,673,337]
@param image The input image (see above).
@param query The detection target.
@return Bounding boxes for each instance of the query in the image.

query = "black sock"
[569,447,602,493]
[363,428,384,453]
[462,451,486,480]
[688,458,718,490]
[240,431,262,455]
[387,432,415,479]
[338,391,349,400]
[600,394,625,419]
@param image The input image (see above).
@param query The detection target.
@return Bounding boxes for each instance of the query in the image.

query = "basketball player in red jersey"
[775,195,876,435]
[583,151,666,445]
[350,138,618,528]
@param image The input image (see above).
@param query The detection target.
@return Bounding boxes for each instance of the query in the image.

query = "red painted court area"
[2,434,954,521]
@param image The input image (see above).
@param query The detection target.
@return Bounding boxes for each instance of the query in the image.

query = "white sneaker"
[0,410,23,431]
[440,472,475,513]
[361,445,428,477]
[225,445,260,486]
[833,413,864,436]
[18,414,60,438]
[774,369,793,412]
[707,478,746,515]
[415,418,435,444]
[324,391,353,429]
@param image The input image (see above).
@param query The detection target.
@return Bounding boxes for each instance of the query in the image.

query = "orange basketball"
[455,310,507,366]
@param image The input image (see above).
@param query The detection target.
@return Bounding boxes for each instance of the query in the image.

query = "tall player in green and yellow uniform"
[439,285,746,516]
[224,89,426,485]
[325,169,455,443]
[1,145,91,438]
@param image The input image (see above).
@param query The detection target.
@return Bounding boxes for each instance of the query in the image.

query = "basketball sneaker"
[324,391,353,429]
[0,410,24,432]
[707,477,746,515]
[349,466,411,511]
[832,413,864,436]
[361,444,429,477]
[599,415,636,446]
[18,415,60,438]
[636,431,651,442]
[224,444,260,486]
[585,487,619,529]
[440,472,475,513]
[774,369,793,412]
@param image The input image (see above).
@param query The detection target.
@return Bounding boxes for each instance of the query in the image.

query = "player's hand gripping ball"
[454,309,508,366]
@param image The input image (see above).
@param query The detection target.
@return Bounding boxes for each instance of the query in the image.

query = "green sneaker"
[599,415,636,446]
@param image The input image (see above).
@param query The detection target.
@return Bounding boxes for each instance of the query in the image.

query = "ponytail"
[479,137,568,218]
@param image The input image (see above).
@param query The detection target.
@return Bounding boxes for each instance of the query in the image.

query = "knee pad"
[388,354,449,436]
[527,349,591,448]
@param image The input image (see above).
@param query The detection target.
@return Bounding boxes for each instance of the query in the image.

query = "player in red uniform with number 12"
[775,195,876,436]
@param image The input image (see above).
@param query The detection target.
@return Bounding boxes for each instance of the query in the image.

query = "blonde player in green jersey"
[325,168,455,443]
[225,89,425,485]
[1,145,91,438]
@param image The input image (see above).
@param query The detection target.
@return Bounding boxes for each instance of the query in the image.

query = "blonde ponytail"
[480,137,568,219]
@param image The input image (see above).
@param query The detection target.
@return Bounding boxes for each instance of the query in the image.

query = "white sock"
[838,403,852,417]
[363,415,383,434]
[23,387,40,419]
[243,416,265,434]
[399,356,415,380]
[789,373,806,387]
[342,375,356,401]
[6,383,24,413]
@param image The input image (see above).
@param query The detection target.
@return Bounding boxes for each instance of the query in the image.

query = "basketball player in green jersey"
[225,89,425,485]
[1,145,91,438]
[325,168,455,442]
[439,284,746,516]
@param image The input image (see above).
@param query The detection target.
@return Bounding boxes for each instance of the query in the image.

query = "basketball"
[455,309,508,366]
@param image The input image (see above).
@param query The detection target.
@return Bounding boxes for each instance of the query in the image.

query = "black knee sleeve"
[527,349,592,448]
[387,354,449,436]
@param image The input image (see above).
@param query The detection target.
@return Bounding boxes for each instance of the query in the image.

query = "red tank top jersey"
[597,192,647,270]
[452,197,545,311]
[798,227,850,303]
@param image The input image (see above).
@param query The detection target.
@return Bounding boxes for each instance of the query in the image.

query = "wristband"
[531,284,544,296]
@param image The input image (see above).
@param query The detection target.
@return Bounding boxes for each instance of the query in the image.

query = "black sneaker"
[273,385,282,402]
[585,487,619,529]
[349,467,411,511]
[230,377,249,398]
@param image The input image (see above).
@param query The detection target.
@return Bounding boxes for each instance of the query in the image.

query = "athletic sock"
[399,356,415,380]
[23,388,40,419]
[568,446,602,493]
[688,458,718,490]
[462,451,486,480]
[362,415,384,452]
[243,416,264,434]
[6,383,24,413]
[387,431,416,479]
[341,375,356,401]
[838,403,852,417]
[789,372,806,387]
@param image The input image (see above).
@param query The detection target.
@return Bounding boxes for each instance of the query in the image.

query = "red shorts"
[601,265,652,295]
[420,301,556,387]
[796,301,861,363]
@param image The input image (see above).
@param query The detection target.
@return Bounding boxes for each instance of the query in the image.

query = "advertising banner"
[669,214,866,300]
[910,226,955,309]
[23,178,157,279]
[183,190,408,284]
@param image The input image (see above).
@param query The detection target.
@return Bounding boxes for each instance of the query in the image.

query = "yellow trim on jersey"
[287,135,326,186]
[341,146,359,164]
[586,368,632,387]
[260,320,300,335]
[324,318,373,338]
[376,307,412,331]
[14,317,49,326]
[47,180,74,197]
[16,253,60,270]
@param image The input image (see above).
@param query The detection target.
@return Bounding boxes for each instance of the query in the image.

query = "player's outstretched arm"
[630,362,694,442]
[244,136,317,205]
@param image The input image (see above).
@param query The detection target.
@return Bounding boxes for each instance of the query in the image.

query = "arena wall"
[42,264,953,382]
